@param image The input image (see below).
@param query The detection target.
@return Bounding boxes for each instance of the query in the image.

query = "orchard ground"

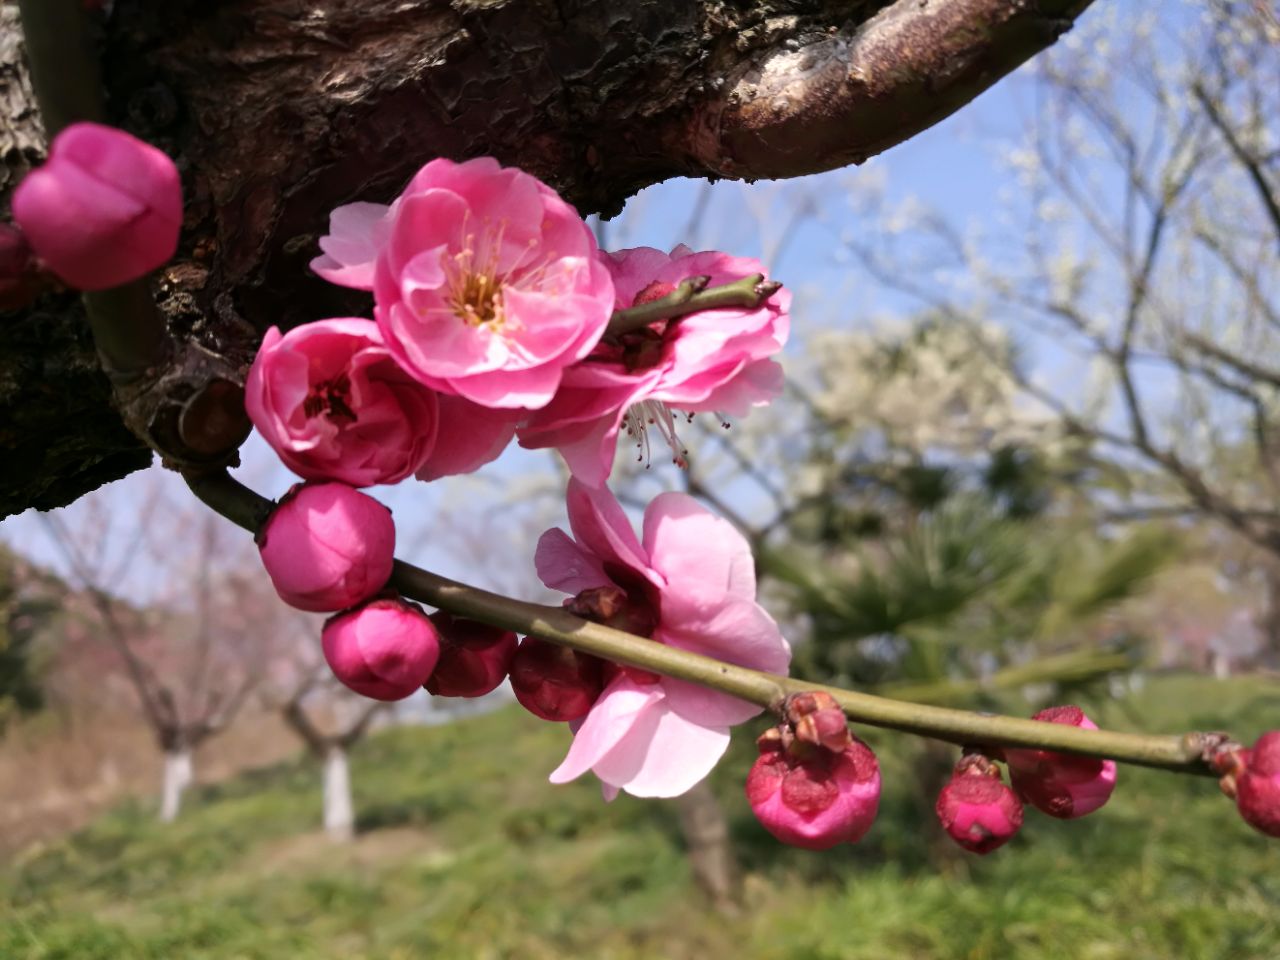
[2,674,1278,960]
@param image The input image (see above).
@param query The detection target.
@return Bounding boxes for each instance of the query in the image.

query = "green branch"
[184,469,1220,777]
[605,274,783,337]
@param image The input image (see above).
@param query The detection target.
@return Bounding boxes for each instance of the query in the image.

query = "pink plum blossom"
[245,318,439,487]
[935,757,1023,855]
[257,482,395,612]
[746,728,881,850]
[1236,731,1280,838]
[534,479,791,798]
[425,611,518,698]
[1005,705,1118,819]
[518,245,789,486]
[12,122,181,291]
[322,598,441,701]
[314,157,614,411]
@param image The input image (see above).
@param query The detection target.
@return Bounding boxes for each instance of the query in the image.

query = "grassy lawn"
[3,674,1278,960]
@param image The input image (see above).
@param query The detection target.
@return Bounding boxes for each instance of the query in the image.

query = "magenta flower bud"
[936,761,1024,855]
[1236,731,1280,838]
[509,637,604,722]
[423,611,518,698]
[257,482,394,612]
[12,122,181,291]
[1005,705,1117,819]
[745,733,881,851]
[322,598,440,701]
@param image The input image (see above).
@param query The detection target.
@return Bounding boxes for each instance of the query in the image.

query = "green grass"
[3,675,1279,960]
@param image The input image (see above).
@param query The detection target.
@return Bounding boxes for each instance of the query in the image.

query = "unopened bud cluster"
[933,705,1119,855]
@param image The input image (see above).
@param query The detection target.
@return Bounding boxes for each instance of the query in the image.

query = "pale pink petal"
[662,677,763,727]
[684,359,784,416]
[549,677,663,785]
[565,479,657,584]
[591,699,731,798]
[660,600,791,675]
[311,202,389,290]
[534,528,611,594]
[643,493,756,609]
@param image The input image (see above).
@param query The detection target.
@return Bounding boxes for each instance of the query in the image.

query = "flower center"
[302,373,357,426]
[448,267,505,328]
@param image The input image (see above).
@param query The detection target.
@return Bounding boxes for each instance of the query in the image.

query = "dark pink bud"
[257,482,394,612]
[322,598,440,701]
[12,122,181,290]
[1005,705,1117,819]
[509,637,604,722]
[423,611,517,698]
[1236,731,1280,838]
[936,760,1024,855]
[745,732,880,850]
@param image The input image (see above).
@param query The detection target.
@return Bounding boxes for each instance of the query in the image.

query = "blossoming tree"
[3,0,1279,866]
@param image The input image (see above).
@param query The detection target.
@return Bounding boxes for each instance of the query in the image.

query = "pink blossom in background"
[257,482,395,613]
[535,479,791,799]
[1005,706,1118,819]
[12,122,182,291]
[315,157,614,411]
[245,318,439,487]
[323,598,441,701]
[746,730,881,850]
[519,244,789,487]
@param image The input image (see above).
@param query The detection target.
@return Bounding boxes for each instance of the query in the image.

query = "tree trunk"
[674,779,740,913]
[322,744,355,842]
[0,0,1097,515]
[158,747,193,823]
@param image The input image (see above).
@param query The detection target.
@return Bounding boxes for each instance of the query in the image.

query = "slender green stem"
[18,0,171,382]
[184,469,1220,777]
[606,274,782,337]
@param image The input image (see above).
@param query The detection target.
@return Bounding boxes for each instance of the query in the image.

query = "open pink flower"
[534,479,791,798]
[518,245,789,486]
[246,318,438,487]
[314,157,614,411]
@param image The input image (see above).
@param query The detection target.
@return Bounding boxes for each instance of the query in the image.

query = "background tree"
[833,0,1280,652]
[39,480,285,820]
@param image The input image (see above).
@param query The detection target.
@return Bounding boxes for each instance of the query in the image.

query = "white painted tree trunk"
[323,745,355,842]
[159,748,193,823]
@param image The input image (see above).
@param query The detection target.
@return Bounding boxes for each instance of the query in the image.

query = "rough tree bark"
[0,0,1096,516]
